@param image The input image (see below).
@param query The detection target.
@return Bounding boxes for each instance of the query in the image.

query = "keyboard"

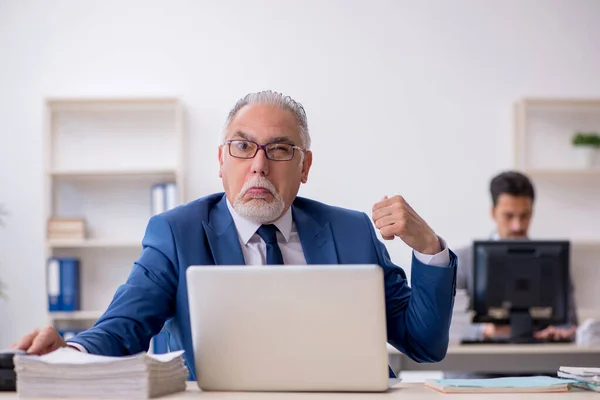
[461,337,574,345]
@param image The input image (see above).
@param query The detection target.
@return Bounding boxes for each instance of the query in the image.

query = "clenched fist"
[10,326,68,355]
[372,195,441,255]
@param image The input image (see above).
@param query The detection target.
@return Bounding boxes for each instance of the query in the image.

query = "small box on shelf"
[47,217,86,240]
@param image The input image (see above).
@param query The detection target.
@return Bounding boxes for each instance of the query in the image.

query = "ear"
[489,205,496,221]
[218,146,224,178]
[301,151,313,184]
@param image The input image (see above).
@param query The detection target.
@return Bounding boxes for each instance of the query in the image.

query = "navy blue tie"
[256,224,284,265]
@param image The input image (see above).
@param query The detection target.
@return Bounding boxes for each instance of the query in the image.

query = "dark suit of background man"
[456,171,578,342]
[12,90,458,379]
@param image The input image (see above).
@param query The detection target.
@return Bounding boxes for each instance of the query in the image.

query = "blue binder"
[60,258,80,311]
[46,258,62,311]
[46,257,80,312]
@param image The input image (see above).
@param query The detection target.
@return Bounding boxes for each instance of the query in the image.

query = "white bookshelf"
[514,97,600,313]
[515,98,600,172]
[43,97,185,335]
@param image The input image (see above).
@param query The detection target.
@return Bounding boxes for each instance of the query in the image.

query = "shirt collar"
[225,197,293,245]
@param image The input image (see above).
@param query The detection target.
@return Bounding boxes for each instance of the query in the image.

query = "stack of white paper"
[13,347,189,399]
[557,366,600,392]
[576,318,600,346]
[449,289,472,344]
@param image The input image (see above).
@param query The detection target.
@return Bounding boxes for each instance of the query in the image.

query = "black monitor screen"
[472,240,570,328]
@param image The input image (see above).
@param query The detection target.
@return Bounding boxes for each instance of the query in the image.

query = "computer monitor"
[471,240,570,343]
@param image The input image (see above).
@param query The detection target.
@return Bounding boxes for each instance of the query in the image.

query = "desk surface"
[388,343,600,373]
[388,343,600,355]
[1,382,597,399]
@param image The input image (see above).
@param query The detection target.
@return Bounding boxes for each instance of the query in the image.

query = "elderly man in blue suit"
[13,91,458,379]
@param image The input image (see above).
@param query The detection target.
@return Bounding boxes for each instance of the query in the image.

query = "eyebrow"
[231,131,296,145]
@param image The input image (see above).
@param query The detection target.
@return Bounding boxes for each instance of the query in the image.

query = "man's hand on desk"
[534,325,577,340]
[10,326,78,355]
[482,323,577,340]
[482,324,510,338]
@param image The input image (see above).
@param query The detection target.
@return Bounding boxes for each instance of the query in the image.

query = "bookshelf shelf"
[50,169,178,180]
[43,97,186,339]
[48,310,103,321]
[523,169,600,178]
[572,240,600,249]
[47,239,142,249]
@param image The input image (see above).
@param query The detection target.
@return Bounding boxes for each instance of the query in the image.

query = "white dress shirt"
[68,200,451,353]
[225,200,450,268]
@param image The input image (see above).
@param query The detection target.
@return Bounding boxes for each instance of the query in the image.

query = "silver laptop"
[186,264,390,392]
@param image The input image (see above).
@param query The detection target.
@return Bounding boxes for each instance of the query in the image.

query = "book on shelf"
[47,217,86,240]
[47,258,80,312]
[151,183,178,215]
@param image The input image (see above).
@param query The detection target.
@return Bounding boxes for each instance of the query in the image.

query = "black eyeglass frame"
[224,139,306,161]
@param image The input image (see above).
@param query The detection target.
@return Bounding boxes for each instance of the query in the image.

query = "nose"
[510,219,523,232]
[250,148,269,176]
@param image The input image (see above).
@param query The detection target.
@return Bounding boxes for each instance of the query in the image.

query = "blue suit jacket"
[70,193,457,379]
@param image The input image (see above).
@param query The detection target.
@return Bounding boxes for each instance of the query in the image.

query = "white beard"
[233,177,285,224]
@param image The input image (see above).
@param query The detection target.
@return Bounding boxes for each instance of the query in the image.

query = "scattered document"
[425,376,575,394]
[558,366,600,392]
[13,347,188,399]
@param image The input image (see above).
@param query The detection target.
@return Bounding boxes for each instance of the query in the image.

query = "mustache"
[239,177,277,196]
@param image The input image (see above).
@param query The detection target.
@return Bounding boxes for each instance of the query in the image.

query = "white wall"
[1,0,600,347]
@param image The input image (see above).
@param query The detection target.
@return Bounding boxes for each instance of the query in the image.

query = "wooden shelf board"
[48,239,141,248]
[520,98,600,107]
[572,240,600,248]
[48,310,103,321]
[523,169,600,177]
[46,98,181,111]
[49,168,178,180]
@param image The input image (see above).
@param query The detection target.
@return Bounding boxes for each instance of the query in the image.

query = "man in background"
[455,170,578,341]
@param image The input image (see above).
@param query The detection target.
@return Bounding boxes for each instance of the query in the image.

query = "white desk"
[0,381,598,400]
[388,343,600,374]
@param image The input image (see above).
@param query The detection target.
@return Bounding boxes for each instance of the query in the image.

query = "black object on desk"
[461,336,574,345]
[0,350,24,392]
[470,240,571,344]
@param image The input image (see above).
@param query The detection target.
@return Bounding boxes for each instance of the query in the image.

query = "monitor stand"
[509,310,534,343]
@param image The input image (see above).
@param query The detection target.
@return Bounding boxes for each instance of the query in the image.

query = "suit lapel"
[202,195,246,266]
[292,203,339,265]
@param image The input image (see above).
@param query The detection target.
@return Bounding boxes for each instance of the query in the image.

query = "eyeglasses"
[224,139,305,161]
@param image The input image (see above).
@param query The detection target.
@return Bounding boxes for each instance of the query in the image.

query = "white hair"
[222,90,311,150]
